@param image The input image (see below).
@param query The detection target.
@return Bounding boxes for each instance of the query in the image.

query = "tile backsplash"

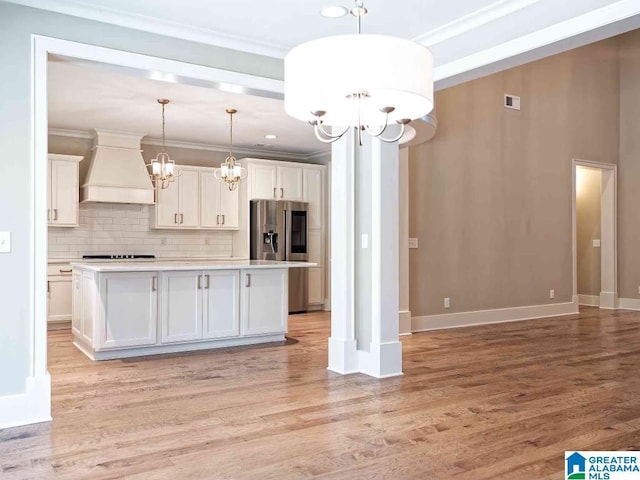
[48,203,234,259]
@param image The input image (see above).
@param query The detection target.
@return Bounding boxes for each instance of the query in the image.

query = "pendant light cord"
[161,102,166,154]
[229,111,234,157]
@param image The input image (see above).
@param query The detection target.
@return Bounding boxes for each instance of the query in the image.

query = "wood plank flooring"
[3,307,640,479]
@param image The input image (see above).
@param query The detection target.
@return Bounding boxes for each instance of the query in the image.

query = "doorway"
[572,159,617,309]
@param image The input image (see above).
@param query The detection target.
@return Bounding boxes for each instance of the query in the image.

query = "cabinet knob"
[180,213,184,224]
[221,214,225,225]
[197,275,202,290]
[54,209,58,221]
[246,274,251,288]
[174,213,178,224]
[205,274,210,289]
[273,187,276,198]
[280,188,284,198]
[216,214,220,225]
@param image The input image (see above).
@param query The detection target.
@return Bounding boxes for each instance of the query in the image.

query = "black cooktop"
[82,254,155,260]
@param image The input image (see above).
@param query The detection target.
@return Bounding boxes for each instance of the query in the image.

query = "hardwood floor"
[2,307,640,479]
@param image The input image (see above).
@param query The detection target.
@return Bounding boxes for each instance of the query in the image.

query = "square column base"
[328,337,359,375]
[357,341,403,379]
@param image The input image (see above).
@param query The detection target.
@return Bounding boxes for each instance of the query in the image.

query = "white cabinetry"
[48,154,82,227]
[97,272,158,349]
[47,264,73,327]
[241,269,287,335]
[248,162,303,201]
[154,167,199,228]
[161,271,203,343]
[161,270,240,344]
[203,270,240,339]
[154,166,239,230]
[200,171,239,229]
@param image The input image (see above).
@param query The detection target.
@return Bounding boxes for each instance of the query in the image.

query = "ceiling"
[10,0,640,87]
[38,0,640,157]
[47,58,326,158]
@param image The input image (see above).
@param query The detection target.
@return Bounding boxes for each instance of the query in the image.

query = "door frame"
[31,35,283,423]
[571,159,618,309]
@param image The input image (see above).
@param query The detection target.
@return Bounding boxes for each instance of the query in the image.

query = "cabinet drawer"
[48,264,73,276]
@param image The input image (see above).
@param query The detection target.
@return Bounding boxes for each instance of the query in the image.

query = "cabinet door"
[249,164,277,200]
[308,230,323,265]
[203,270,239,339]
[155,178,181,227]
[51,159,79,226]
[47,160,53,225]
[308,268,324,305]
[303,168,323,229]
[48,276,73,322]
[179,169,200,228]
[200,171,222,228]
[98,272,158,349]
[277,166,303,201]
[219,183,239,229]
[241,269,287,335]
[161,271,203,343]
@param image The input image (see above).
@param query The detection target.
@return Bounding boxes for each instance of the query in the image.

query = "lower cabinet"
[241,269,287,336]
[161,271,203,343]
[161,270,240,344]
[97,272,158,349]
[48,266,73,325]
[72,267,288,359]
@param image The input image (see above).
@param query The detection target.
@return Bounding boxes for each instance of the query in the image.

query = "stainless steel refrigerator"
[250,200,309,313]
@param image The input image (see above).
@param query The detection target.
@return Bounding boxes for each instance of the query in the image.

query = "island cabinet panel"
[71,272,83,336]
[160,271,203,344]
[241,269,287,336]
[203,270,240,339]
[97,272,158,349]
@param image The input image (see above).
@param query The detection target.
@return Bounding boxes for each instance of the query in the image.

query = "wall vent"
[504,94,521,111]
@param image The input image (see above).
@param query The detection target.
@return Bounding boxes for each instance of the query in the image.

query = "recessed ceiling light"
[320,5,348,18]
[264,134,277,139]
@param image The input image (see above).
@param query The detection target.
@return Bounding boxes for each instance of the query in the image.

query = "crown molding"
[48,128,93,139]
[6,0,288,58]
[414,0,543,46]
[433,0,640,87]
[48,128,326,161]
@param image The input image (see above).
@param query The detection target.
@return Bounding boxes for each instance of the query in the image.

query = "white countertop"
[70,259,317,272]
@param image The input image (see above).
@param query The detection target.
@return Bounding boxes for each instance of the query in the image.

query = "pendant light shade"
[284,0,434,145]
[214,108,247,191]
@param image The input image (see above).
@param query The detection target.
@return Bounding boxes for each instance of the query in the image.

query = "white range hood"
[80,129,155,204]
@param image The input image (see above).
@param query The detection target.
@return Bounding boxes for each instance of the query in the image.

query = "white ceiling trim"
[433,0,640,86]
[8,0,289,58]
[414,0,543,46]
[48,128,328,161]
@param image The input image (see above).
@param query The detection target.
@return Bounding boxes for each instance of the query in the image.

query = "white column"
[600,168,618,309]
[328,129,358,374]
[328,128,403,378]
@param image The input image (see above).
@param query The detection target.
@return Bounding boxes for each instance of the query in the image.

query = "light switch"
[408,238,418,249]
[593,239,601,248]
[0,232,11,253]
[361,234,368,249]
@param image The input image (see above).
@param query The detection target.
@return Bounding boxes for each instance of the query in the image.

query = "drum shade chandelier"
[147,99,179,189]
[284,0,434,145]
[214,108,247,191]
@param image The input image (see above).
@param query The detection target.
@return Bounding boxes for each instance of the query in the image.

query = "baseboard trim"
[578,294,600,306]
[412,300,579,332]
[0,375,52,429]
[399,310,412,336]
[619,298,640,311]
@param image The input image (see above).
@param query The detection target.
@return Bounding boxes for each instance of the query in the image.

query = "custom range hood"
[80,129,155,204]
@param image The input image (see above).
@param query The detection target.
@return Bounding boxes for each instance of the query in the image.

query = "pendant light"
[284,0,434,145]
[214,108,247,191]
[147,99,179,189]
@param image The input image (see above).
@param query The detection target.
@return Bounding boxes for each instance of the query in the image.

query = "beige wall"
[618,30,640,300]
[576,166,601,297]
[408,38,620,317]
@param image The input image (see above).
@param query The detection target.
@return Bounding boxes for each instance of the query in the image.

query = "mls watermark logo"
[566,451,640,479]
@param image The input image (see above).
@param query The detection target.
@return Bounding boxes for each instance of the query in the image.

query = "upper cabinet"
[200,171,239,229]
[48,154,83,227]
[154,167,199,228]
[247,162,303,201]
[153,166,239,230]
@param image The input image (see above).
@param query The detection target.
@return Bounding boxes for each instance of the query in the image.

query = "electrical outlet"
[160,237,167,246]
[0,232,11,253]
[408,238,418,249]
[550,289,555,300]
[444,297,450,309]
[204,238,210,245]
[637,285,640,295]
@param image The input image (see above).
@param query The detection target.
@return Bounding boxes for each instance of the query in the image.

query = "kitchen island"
[70,260,315,360]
